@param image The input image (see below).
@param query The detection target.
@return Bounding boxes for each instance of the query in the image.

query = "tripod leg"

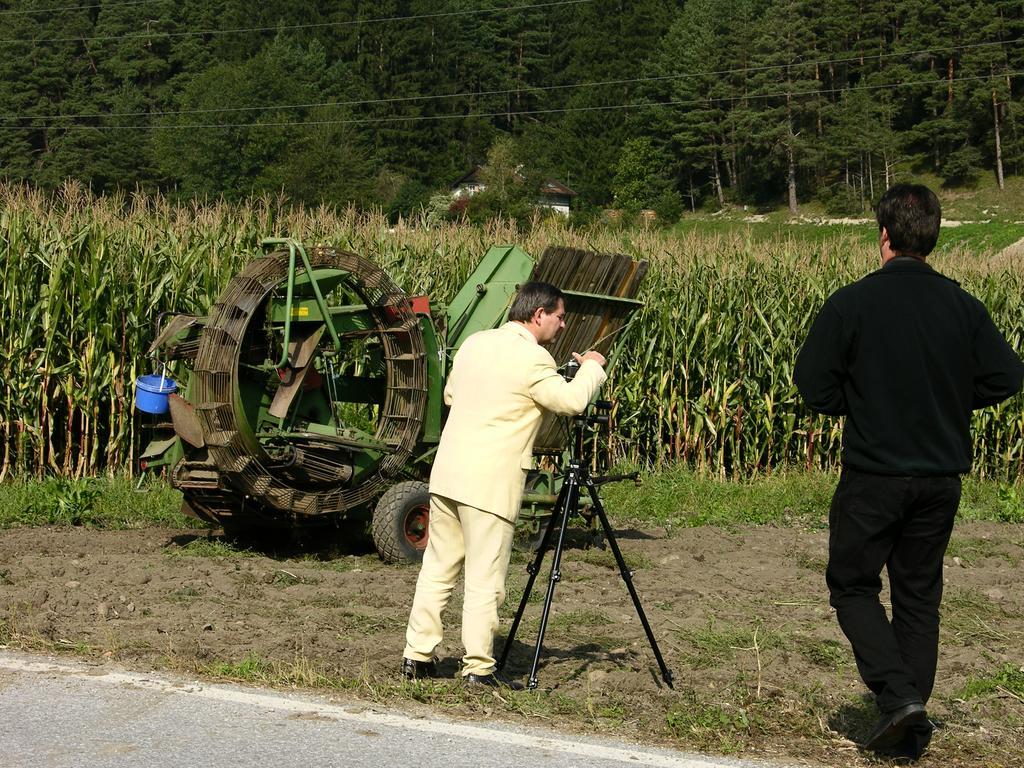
[585,478,674,689]
[496,482,566,672]
[525,466,581,690]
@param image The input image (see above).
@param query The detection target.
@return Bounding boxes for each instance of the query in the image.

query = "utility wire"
[0,0,591,45]
[0,0,159,14]
[3,70,1019,132]
[3,35,1020,124]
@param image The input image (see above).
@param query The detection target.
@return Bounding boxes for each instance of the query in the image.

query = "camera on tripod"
[561,358,581,381]
[560,357,613,467]
[571,397,612,477]
[577,398,611,427]
[498,361,672,691]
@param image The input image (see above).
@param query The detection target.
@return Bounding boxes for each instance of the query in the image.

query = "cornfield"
[1,182,1021,481]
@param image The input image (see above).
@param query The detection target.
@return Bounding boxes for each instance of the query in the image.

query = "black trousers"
[826,468,961,713]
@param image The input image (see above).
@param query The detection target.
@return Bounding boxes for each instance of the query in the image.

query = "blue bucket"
[135,374,178,414]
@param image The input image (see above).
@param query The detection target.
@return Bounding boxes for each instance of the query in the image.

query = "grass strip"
[0,469,1020,531]
[0,476,200,530]
[600,467,1023,528]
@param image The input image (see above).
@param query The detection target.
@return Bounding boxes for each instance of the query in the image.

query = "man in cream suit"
[402,282,607,688]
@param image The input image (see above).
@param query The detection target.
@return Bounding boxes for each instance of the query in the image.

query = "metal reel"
[183,246,427,528]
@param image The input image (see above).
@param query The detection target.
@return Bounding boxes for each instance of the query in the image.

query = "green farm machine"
[138,240,646,563]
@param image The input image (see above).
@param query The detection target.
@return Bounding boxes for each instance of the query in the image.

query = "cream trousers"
[403,494,515,676]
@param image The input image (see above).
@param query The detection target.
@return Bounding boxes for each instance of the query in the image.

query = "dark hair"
[508,281,564,322]
[875,183,942,257]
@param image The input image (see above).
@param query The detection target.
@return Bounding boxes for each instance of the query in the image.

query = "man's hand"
[572,350,606,367]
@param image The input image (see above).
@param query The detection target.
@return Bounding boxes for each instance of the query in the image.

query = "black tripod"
[496,402,674,690]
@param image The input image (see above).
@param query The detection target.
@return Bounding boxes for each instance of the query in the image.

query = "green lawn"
[1,470,1019,531]
[669,174,1024,255]
[600,467,1024,528]
[670,215,1024,255]
[0,476,199,530]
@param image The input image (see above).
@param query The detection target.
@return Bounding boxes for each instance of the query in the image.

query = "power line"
[4,35,1019,124]
[0,0,160,15]
[3,70,1019,132]
[0,0,591,45]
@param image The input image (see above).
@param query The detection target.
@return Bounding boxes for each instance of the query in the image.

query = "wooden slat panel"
[528,246,647,452]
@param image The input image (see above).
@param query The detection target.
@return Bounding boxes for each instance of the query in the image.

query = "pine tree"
[544,0,681,204]
[0,6,95,186]
[634,0,737,209]
[896,0,977,182]
[742,0,822,213]
[958,0,1022,189]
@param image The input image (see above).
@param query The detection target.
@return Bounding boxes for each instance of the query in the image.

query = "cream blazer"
[429,322,607,521]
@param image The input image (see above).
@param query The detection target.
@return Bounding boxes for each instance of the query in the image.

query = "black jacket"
[794,257,1024,476]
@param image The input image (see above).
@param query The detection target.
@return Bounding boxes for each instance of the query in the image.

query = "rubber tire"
[372,481,431,564]
[514,515,553,554]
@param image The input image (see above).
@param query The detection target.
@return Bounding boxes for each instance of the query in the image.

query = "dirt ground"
[1,520,1021,767]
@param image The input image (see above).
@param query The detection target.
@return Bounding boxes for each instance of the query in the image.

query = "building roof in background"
[540,179,577,197]
[452,167,576,197]
[451,166,485,188]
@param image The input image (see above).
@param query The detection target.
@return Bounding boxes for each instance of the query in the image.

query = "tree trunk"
[787,141,797,215]
[786,95,797,215]
[859,154,865,210]
[815,63,823,138]
[726,153,737,189]
[517,38,524,111]
[712,148,724,207]
[1008,73,1019,175]
[868,154,874,200]
[729,122,739,190]
[947,57,954,107]
[993,89,1005,190]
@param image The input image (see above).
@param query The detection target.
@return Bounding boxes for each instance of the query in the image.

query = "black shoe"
[880,719,934,761]
[862,702,928,752]
[401,657,438,681]
[464,671,525,691]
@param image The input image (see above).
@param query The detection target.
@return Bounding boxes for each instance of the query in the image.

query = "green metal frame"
[420,314,444,443]
[261,238,343,363]
[445,245,533,351]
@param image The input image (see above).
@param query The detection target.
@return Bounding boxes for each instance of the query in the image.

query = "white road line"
[0,651,782,768]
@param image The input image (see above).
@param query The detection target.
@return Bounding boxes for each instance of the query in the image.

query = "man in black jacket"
[794,184,1023,759]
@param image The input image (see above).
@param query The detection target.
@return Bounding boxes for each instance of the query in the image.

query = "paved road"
[0,651,797,768]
